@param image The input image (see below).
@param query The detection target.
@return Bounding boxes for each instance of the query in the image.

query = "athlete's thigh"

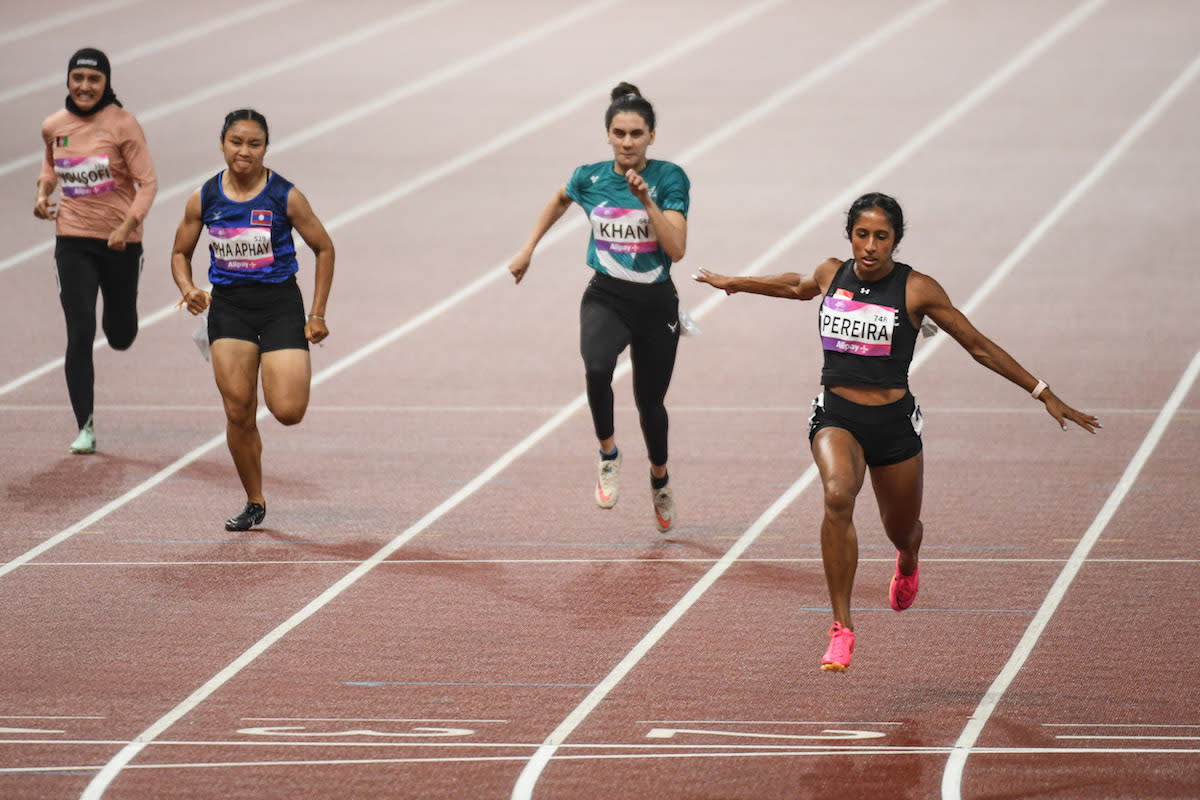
[259,347,311,420]
[211,338,262,415]
[629,323,678,393]
[55,239,102,317]
[97,243,142,302]
[811,426,867,502]
[867,451,924,532]
[580,297,632,368]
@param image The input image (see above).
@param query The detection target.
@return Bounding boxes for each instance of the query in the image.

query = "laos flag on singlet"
[200,170,298,286]
[565,158,689,284]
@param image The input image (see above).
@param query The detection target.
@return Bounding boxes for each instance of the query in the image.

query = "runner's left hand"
[306,316,329,344]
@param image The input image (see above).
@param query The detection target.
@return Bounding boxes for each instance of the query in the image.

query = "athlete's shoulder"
[41,108,73,136]
[265,170,295,198]
[815,257,847,287]
[897,262,927,286]
[647,159,690,196]
[199,172,224,210]
[649,158,686,175]
[903,264,949,307]
[267,170,293,187]
[104,105,147,138]
[570,160,612,181]
[100,104,136,122]
[658,157,689,174]
[566,161,615,201]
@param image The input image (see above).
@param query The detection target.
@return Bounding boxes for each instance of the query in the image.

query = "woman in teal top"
[510,82,689,534]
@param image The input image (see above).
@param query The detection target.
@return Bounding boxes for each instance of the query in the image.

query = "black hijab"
[65,48,122,116]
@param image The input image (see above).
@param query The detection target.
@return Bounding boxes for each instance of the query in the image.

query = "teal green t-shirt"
[565,159,690,284]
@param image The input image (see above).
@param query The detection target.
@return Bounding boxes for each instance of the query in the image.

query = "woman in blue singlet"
[695,193,1100,673]
[509,82,689,534]
[170,109,335,532]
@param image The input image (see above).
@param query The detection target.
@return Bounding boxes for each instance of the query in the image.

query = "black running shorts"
[807,388,923,467]
[207,277,308,352]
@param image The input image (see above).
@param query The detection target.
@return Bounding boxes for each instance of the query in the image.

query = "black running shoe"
[225,502,266,532]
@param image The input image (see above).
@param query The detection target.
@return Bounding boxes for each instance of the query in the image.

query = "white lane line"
[0,0,461,183]
[0,0,143,47]
[1056,735,1200,742]
[0,0,305,106]
[20,557,1200,568]
[239,717,507,723]
[0,0,775,397]
[511,1,1111,796]
[0,0,467,286]
[1045,723,1200,729]
[73,391,597,798]
[3,0,786,578]
[0,0,630,402]
[0,0,614,397]
[7,743,1198,777]
[0,403,1183,415]
[0,715,104,720]
[939,43,1200,798]
[0,403,1181,415]
[942,345,1200,798]
[65,3,786,796]
[12,0,1141,791]
[7,0,1047,788]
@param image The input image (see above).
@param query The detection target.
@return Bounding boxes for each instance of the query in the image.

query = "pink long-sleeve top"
[38,104,157,242]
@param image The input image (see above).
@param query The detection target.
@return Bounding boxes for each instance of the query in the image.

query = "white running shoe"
[595,450,622,508]
[69,416,95,455]
[652,485,675,533]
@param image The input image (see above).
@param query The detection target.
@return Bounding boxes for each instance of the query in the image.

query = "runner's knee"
[822,479,858,520]
[271,405,306,426]
[104,324,138,351]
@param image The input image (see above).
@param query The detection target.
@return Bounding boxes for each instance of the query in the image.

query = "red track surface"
[2,1,1198,798]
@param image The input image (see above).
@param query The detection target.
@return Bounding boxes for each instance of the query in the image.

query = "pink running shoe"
[890,553,919,612]
[820,622,855,672]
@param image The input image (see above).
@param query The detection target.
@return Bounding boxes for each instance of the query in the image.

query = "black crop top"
[818,259,918,389]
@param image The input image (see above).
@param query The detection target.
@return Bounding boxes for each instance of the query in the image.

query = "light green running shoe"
[69,416,95,454]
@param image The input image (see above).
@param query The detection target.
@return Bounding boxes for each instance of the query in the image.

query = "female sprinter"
[34,48,158,454]
[694,192,1100,671]
[509,82,689,533]
[171,109,334,532]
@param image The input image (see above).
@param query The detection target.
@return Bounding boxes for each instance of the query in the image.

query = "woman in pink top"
[34,48,157,454]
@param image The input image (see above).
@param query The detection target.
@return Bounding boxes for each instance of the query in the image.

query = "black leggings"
[579,272,680,466]
[55,236,142,428]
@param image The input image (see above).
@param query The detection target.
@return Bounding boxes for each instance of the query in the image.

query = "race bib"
[819,295,896,357]
[54,155,115,197]
[590,206,658,255]
[209,226,274,272]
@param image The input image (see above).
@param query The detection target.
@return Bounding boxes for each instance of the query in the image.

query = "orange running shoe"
[889,553,919,612]
[820,622,855,672]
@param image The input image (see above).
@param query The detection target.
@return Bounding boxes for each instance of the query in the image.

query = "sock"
[650,472,669,490]
[600,446,619,461]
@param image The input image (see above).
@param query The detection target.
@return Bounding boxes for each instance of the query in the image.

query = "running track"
[1,1,1198,798]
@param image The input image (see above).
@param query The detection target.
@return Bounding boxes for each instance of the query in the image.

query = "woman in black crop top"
[695,192,1100,673]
